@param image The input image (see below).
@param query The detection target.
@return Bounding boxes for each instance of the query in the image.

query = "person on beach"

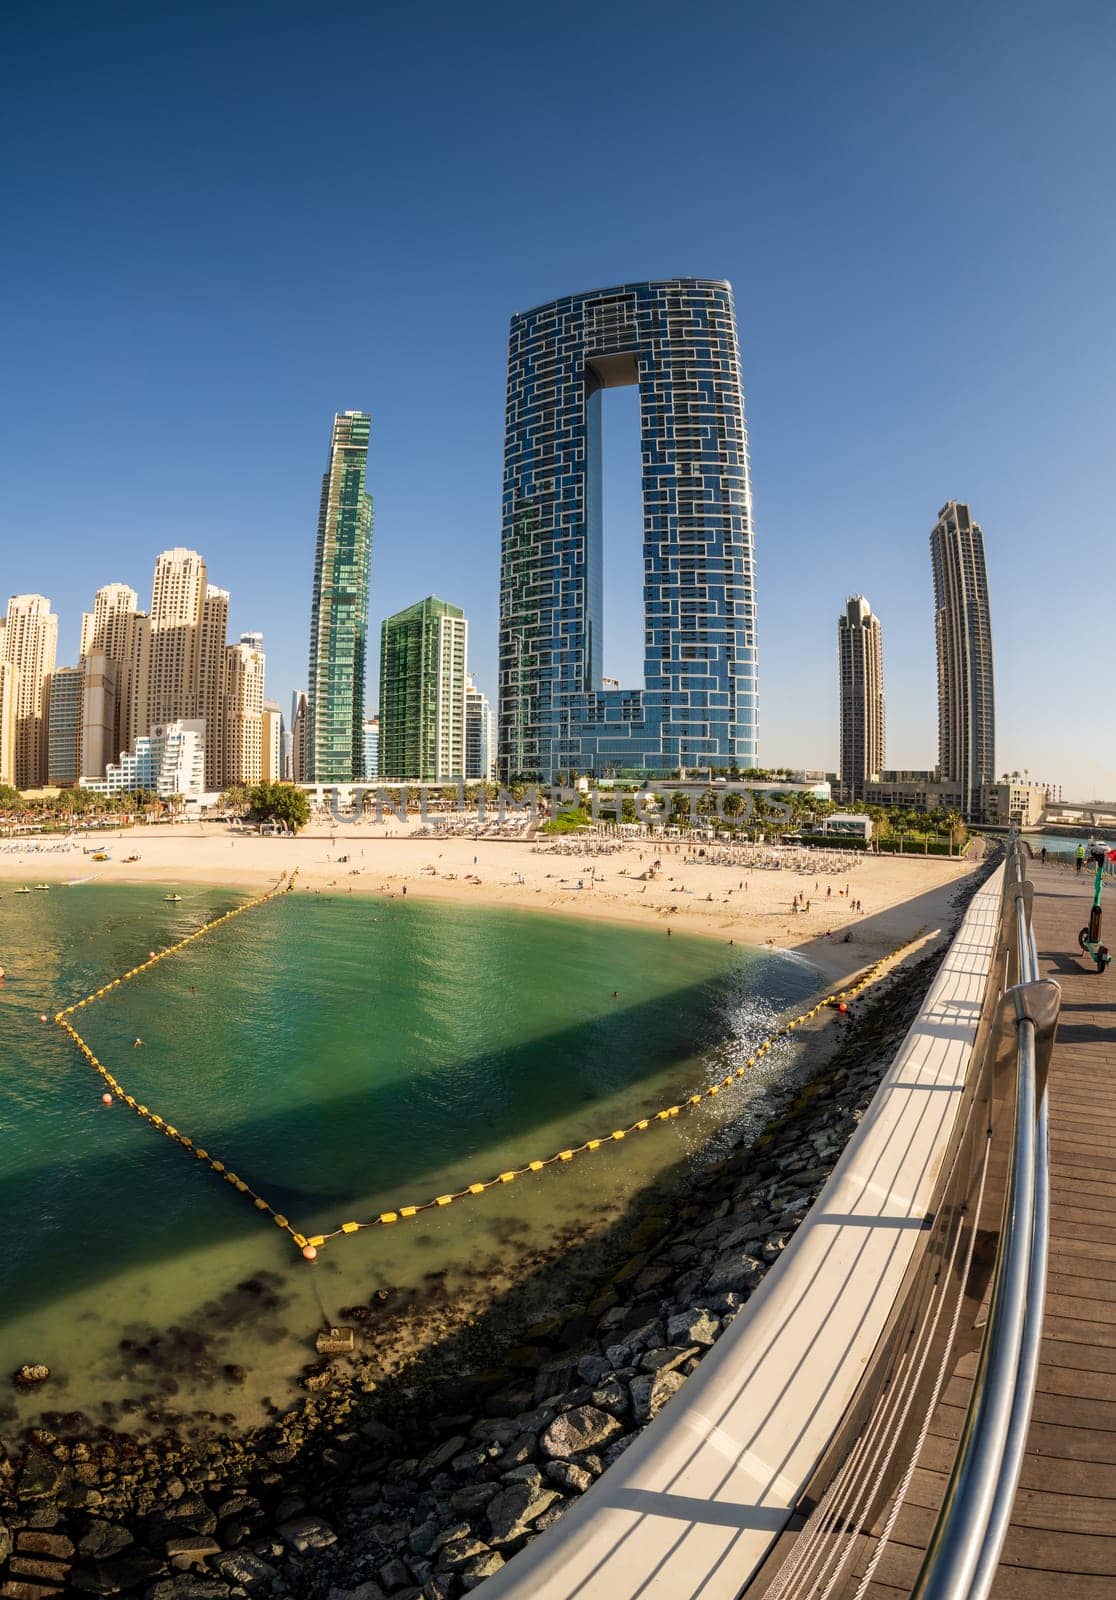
[1040,846,1047,864]
[1076,844,1085,873]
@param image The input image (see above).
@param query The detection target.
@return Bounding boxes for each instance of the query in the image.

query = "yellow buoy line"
[54,871,302,1245]
[303,932,924,1255]
[53,881,920,1259]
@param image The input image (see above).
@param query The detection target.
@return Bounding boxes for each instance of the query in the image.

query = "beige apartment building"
[199,586,230,788]
[222,639,265,788]
[80,652,119,780]
[79,582,151,775]
[0,661,18,787]
[1,594,58,788]
[261,699,282,783]
[149,548,207,728]
[838,595,885,803]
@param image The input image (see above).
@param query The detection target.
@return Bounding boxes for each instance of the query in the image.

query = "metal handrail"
[913,840,1057,1600]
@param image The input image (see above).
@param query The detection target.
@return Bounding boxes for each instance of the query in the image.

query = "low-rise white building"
[79,719,206,801]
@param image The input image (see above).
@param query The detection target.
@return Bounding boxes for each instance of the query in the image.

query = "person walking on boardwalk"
[1041,846,1047,865]
[1076,843,1086,874]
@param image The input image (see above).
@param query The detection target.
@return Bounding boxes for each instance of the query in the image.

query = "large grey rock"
[79,1518,133,1560]
[602,1432,639,1468]
[639,1345,697,1374]
[630,1367,687,1422]
[17,1452,62,1501]
[468,1418,521,1445]
[532,1500,569,1535]
[486,1481,560,1543]
[576,1353,611,1386]
[539,1404,622,1459]
[449,1445,490,1476]
[449,1484,498,1518]
[147,1579,231,1600]
[16,1530,74,1559]
[501,1463,542,1491]
[589,1379,628,1412]
[213,1550,277,1589]
[705,1251,765,1294]
[419,1434,468,1475]
[435,1534,491,1570]
[666,1308,719,1348]
[624,1319,665,1351]
[166,1534,221,1569]
[495,1432,536,1471]
[545,1459,593,1494]
[460,1549,506,1589]
[277,1514,337,1553]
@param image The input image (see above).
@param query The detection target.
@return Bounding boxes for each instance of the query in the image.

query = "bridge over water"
[482,849,1115,1599]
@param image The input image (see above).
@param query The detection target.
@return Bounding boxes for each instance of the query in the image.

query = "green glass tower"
[379,596,468,782]
[306,412,373,783]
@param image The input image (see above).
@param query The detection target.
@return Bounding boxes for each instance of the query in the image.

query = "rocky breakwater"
[0,874,991,1600]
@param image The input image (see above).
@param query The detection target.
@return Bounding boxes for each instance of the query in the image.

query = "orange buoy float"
[301,1245,318,1261]
[39,1014,48,1023]
[101,1093,113,1106]
[838,1002,848,1014]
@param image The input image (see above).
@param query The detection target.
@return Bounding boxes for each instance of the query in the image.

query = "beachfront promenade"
[482,857,1116,1598]
[841,859,1116,1599]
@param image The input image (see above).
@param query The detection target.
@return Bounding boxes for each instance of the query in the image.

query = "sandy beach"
[0,820,982,982]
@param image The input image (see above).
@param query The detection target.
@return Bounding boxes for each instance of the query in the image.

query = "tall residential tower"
[79,582,150,776]
[465,674,494,782]
[931,501,995,820]
[379,597,467,782]
[306,411,374,783]
[1,594,58,788]
[838,595,885,803]
[498,279,757,782]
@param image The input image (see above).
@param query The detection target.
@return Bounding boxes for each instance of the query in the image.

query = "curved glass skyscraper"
[306,411,373,783]
[498,278,757,782]
[931,500,995,820]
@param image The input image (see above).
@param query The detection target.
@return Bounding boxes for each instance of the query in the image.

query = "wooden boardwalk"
[857,860,1116,1598]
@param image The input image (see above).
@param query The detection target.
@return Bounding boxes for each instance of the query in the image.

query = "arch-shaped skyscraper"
[497,278,758,782]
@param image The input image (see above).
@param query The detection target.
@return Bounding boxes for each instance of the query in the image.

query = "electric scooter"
[1078,845,1116,972]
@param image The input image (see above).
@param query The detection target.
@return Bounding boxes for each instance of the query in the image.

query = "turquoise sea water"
[1028,831,1116,858]
[0,884,822,1438]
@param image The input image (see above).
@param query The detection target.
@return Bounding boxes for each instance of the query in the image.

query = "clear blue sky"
[2,1,1113,796]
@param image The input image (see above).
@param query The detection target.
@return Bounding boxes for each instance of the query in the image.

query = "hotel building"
[362,715,379,780]
[81,720,205,801]
[464,674,494,782]
[498,278,757,782]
